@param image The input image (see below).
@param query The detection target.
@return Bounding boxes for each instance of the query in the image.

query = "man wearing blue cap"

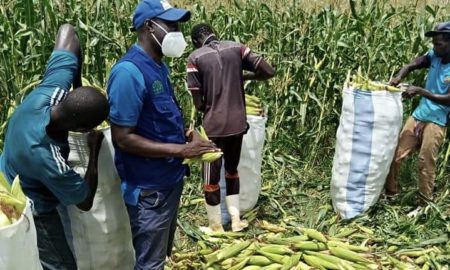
[386,22,450,204]
[106,0,218,269]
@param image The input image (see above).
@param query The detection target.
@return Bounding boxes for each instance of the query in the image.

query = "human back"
[188,40,248,137]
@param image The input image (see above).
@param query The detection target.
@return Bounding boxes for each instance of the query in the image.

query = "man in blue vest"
[0,24,109,270]
[386,22,450,204]
[106,1,218,269]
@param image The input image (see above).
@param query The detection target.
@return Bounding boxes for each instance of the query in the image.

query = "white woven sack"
[60,128,135,270]
[331,87,403,219]
[0,200,42,270]
[220,115,267,223]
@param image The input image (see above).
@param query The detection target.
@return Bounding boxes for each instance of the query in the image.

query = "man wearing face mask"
[106,1,218,269]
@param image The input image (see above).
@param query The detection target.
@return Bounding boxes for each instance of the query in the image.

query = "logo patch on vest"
[152,80,164,95]
[160,0,172,10]
[444,76,450,84]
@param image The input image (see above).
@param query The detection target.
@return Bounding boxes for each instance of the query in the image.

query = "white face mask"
[151,21,187,58]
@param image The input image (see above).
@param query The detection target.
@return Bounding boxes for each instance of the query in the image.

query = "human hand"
[402,86,423,99]
[389,76,402,86]
[87,130,104,152]
[181,131,219,158]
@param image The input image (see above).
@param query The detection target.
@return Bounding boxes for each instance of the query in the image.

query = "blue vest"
[115,46,186,189]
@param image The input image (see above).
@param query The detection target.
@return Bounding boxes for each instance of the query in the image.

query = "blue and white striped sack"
[331,86,403,219]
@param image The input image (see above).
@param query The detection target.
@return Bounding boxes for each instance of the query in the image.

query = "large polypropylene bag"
[60,128,135,270]
[331,87,403,219]
[220,115,267,223]
[0,200,42,270]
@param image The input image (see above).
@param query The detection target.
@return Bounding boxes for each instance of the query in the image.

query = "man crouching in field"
[385,22,450,206]
[0,24,108,270]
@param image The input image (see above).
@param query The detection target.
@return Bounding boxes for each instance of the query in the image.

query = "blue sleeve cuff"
[51,50,78,61]
[58,177,89,206]
[109,115,138,127]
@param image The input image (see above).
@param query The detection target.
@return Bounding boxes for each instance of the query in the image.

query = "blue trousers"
[126,181,183,270]
[33,209,77,270]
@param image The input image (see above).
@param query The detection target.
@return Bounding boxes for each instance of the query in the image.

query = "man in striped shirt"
[187,23,275,232]
[0,24,109,270]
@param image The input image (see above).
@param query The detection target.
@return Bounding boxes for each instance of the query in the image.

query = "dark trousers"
[203,135,244,185]
[203,134,244,205]
[33,209,77,270]
[126,180,183,270]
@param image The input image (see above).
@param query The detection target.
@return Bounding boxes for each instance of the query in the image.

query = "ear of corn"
[0,174,27,228]
[349,71,402,92]
[242,266,263,270]
[256,250,289,264]
[238,242,258,258]
[295,261,314,270]
[302,254,329,270]
[327,240,370,252]
[299,228,328,243]
[395,248,436,257]
[280,253,301,270]
[266,235,309,245]
[182,126,223,165]
[260,244,294,255]
[304,254,340,269]
[305,250,347,265]
[293,241,327,251]
[260,220,287,233]
[205,240,251,265]
[228,257,250,270]
[329,246,372,264]
[10,175,26,213]
[248,255,273,266]
[261,263,283,270]
[245,94,264,116]
[333,228,358,238]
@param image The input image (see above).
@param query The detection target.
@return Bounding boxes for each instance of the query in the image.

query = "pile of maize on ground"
[168,217,450,270]
[0,173,27,227]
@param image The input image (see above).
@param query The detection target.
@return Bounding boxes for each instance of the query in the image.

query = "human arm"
[241,45,275,81]
[243,59,275,81]
[402,85,450,105]
[390,54,431,86]
[76,130,103,211]
[111,124,217,158]
[187,58,205,111]
[54,24,83,88]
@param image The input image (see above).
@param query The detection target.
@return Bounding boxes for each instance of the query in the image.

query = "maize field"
[1,0,450,269]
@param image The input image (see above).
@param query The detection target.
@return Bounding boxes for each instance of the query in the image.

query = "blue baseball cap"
[425,21,450,37]
[131,0,191,31]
